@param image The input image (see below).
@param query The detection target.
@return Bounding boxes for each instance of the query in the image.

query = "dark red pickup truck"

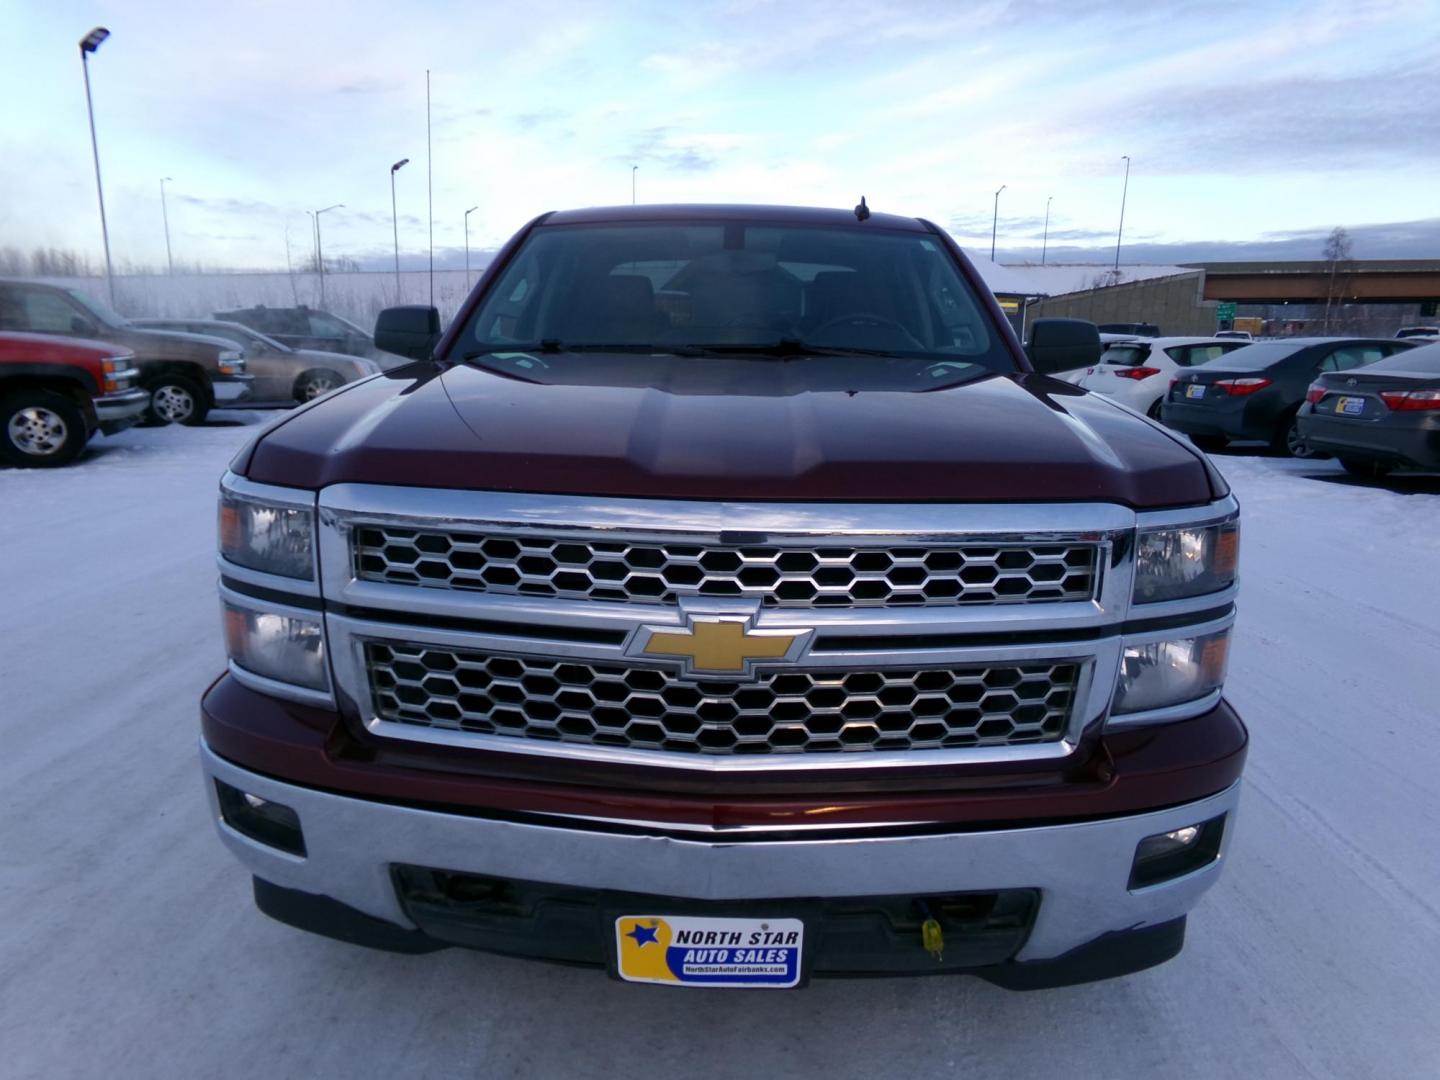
[202,204,1245,989]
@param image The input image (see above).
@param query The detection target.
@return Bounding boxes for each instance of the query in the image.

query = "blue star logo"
[626,921,660,948]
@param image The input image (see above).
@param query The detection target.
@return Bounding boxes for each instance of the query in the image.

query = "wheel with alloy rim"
[1146,398,1164,420]
[145,375,209,426]
[0,390,88,468]
[1275,416,1316,458]
[295,369,343,402]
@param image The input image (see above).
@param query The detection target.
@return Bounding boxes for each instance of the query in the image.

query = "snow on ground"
[1,419,1438,1079]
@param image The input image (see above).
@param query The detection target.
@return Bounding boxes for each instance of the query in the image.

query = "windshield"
[1362,342,1440,373]
[458,221,1013,373]
[65,288,129,329]
[1205,340,1308,370]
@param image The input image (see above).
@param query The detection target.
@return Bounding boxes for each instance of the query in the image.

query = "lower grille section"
[365,641,1077,756]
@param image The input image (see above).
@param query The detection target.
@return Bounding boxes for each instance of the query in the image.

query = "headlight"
[223,602,328,691]
[1133,518,1238,604]
[1113,627,1230,716]
[218,485,315,579]
[219,350,246,376]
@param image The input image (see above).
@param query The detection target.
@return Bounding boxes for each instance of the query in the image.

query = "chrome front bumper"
[201,739,1240,963]
[92,387,150,432]
[213,375,254,403]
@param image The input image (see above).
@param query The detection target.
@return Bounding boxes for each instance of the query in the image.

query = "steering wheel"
[809,312,924,350]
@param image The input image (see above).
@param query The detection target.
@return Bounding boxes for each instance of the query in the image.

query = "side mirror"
[1025,318,1101,375]
[374,305,441,361]
[70,315,98,337]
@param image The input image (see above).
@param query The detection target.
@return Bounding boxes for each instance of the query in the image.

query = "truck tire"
[294,369,344,402]
[0,388,89,468]
[145,373,210,426]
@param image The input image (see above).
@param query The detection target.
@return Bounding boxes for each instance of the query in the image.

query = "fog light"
[1129,815,1225,889]
[216,779,306,856]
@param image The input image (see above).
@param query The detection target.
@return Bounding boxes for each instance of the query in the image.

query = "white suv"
[1076,337,1249,418]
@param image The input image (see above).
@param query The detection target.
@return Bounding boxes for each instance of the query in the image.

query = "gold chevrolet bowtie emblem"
[635,617,810,677]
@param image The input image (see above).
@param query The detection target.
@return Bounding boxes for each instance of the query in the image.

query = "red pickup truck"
[202,204,1245,989]
[0,331,148,466]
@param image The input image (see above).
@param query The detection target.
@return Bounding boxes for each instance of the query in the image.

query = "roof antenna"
[854,196,870,222]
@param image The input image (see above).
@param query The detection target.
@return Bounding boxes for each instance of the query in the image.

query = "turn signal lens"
[1116,366,1161,381]
[1305,383,1325,405]
[1133,518,1240,603]
[1113,628,1231,716]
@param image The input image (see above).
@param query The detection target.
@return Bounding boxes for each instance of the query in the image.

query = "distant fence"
[35,268,489,332]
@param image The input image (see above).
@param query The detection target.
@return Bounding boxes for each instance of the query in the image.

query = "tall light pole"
[159,177,174,274]
[390,158,409,298]
[632,165,638,205]
[464,205,479,289]
[314,204,342,308]
[990,184,1006,261]
[1114,155,1131,271]
[79,27,116,308]
[1041,195,1053,266]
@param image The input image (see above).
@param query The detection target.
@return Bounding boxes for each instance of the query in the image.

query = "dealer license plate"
[615,916,804,988]
[1185,384,1206,399]
[1337,396,1365,415]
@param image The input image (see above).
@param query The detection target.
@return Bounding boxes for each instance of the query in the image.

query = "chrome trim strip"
[217,555,322,600]
[226,660,335,709]
[1133,493,1240,530]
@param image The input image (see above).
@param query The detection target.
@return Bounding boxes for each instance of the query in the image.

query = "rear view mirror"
[374,305,441,361]
[1026,319,1101,375]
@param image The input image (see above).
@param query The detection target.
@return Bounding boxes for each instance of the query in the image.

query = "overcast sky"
[3,0,1437,271]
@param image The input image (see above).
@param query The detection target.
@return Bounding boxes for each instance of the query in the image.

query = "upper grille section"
[366,641,1077,756]
[352,526,1099,608]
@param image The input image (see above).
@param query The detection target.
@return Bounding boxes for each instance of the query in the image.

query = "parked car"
[1076,337,1250,419]
[1297,340,1440,476]
[213,305,379,360]
[0,279,252,425]
[1214,330,1252,341]
[1162,337,1416,457]
[133,319,379,404]
[203,203,1247,989]
[0,331,148,467]
[1394,326,1439,340]
[1097,322,1160,338]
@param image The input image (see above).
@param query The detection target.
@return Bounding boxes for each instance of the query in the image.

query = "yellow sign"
[641,619,801,674]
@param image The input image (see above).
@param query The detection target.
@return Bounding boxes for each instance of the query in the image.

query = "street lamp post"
[1041,195,1053,266]
[632,165,638,205]
[313,204,343,308]
[464,205,479,289]
[390,159,409,298]
[990,184,1006,262]
[1114,156,1131,271]
[160,177,174,274]
[79,27,116,308]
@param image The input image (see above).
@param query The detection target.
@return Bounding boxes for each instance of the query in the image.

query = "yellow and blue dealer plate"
[615,916,804,988]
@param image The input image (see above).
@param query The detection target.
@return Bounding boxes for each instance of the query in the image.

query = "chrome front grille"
[352,526,1099,608]
[364,641,1078,756]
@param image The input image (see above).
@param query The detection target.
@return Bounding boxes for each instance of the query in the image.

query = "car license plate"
[615,916,803,988]
[1185,384,1206,399]
[1337,396,1365,415]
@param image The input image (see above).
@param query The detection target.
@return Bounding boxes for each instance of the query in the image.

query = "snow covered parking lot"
[2,414,1438,1080]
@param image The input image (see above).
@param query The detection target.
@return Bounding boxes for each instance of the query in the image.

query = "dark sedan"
[1161,337,1414,457]
[1297,341,1440,476]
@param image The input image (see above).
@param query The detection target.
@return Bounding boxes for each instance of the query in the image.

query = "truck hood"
[111,325,230,360]
[242,361,1220,507]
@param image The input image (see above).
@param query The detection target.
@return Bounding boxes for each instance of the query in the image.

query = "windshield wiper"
[685,339,908,359]
[462,342,706,359]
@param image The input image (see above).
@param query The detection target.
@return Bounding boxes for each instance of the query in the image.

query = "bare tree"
[1322,227,1353,333]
